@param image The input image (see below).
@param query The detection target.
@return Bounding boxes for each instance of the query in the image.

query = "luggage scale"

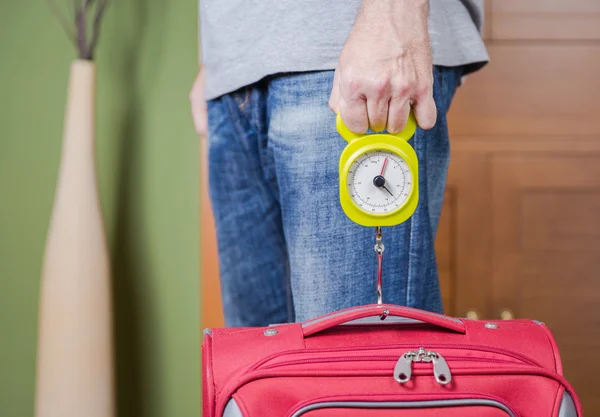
[336,112,419,305]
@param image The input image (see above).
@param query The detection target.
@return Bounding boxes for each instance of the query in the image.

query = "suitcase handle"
[301,304,466,336]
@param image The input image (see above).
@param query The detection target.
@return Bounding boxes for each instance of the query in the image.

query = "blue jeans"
[207,67,463,326]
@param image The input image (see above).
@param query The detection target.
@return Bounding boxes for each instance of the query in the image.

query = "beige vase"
[35,60,115,417]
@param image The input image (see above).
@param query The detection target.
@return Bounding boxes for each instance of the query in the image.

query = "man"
[190,0,488,326]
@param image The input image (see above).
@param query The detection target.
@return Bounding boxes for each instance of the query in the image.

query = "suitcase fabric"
[202,304,583,416]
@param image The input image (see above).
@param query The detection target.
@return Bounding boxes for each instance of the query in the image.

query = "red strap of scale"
[375,226,383,305]
[376,251,383,305]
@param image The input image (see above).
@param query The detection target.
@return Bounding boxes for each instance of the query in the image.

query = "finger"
[413,92,437,130]
[339,98,368,133]
[328,69,341,113]
[365,76,391,132]
[366,96,389,133]
[387,98,410,134]
[338,71,369,133]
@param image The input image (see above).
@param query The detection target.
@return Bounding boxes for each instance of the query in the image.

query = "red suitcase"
[202,304,583,416]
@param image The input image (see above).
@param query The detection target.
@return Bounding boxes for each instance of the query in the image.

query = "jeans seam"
[265,89,293,323]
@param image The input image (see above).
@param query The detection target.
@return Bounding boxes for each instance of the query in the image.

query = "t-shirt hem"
[204,57,489,101]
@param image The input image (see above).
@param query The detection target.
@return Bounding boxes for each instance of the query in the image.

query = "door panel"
[490,0,600,40]
[441,154,493,319]
[449,45,600,136]
[490,155,600,411]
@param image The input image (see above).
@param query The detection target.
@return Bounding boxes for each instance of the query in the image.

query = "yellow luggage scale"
[336,112,419,304]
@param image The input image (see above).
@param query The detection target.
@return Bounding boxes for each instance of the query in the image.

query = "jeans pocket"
[232,87,251,111]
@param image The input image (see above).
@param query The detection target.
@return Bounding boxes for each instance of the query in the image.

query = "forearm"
[357,0,429,42]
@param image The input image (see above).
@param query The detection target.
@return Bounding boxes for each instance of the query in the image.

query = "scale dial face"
[346,150,414,215]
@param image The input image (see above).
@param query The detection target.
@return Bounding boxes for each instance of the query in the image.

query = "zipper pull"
[393,351,416,384]
[431,352,452,385]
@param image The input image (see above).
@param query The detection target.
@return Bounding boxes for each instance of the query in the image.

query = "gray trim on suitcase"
[301,305,462,328]
[559,392,577,417]
[221,381,578,417]
[341,316,423,325]
[203,328,212,337]
[224,398,243,417]
[223,393,578,417]
[289,399,514,417]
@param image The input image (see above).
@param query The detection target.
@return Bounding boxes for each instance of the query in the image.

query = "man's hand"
[329,0,436,134]
[190,67,208,136]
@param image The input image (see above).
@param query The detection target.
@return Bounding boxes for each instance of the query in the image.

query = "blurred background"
[0,0,200,416]
[200,0,600,414]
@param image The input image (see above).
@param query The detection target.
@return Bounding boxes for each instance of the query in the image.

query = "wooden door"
[440,1,600,412]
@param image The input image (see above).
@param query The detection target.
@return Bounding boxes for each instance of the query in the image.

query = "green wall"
[0,1,200,416]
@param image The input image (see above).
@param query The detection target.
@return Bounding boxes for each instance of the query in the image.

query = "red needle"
[380,157,388,176]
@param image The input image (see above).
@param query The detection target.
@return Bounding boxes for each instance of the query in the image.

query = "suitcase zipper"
[260,352,521,386]
[248,343,541,373]
[261,355,517,369]
[394,347,451,385]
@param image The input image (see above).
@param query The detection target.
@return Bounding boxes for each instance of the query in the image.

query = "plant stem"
[47,0,76,44]
[88,0,108,60]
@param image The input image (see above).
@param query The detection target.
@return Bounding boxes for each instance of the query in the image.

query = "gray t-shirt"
[200,0,489,100]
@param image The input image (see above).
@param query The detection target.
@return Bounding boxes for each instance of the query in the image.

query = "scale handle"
[336,111,418,142]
